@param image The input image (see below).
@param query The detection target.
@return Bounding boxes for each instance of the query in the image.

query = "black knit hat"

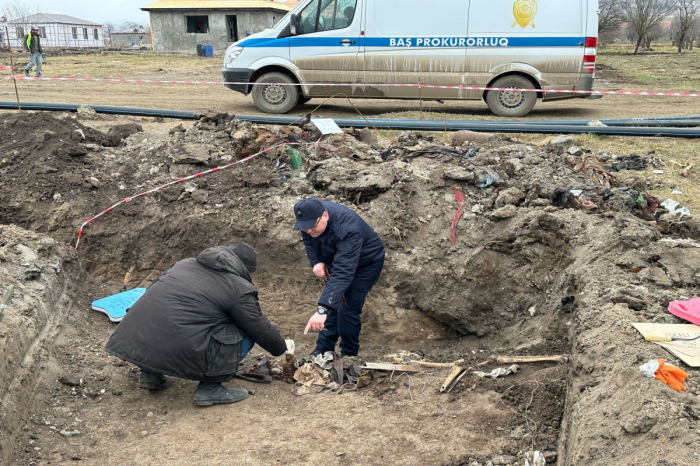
[228,243,258,273]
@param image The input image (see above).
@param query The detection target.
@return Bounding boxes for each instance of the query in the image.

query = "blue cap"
[293,198,325,230]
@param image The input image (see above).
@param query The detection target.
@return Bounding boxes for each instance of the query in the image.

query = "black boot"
[138,371,172,391]
[24,69,29,77]
[193,381,248,406]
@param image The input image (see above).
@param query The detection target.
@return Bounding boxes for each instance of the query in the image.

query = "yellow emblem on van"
[512,0,537,28]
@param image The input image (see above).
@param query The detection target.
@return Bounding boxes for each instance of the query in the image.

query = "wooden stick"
[440,365,464,393]
[361,362,421,373]
[5,27,21,112]
[447,366,471,393]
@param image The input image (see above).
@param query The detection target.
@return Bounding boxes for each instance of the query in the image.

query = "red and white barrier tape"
[0,66,14,70]
[74,137,320,250]
[7,75,700,97]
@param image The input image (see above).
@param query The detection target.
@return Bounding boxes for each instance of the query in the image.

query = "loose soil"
[0,108,699,466]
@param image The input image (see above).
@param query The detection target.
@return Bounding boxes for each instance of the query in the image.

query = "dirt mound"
[0,112,699,466]
[0,225,82,465]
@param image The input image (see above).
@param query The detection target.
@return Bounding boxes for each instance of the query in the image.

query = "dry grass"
[4,50,224,80]
[597,40,700,92]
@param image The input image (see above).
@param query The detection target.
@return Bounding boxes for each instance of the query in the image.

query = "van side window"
[299,0,358,34]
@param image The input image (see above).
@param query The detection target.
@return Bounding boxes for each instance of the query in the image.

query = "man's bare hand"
[312,262,328,281]
[304,312,327,334]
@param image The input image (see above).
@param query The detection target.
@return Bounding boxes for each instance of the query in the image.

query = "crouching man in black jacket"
[105,243,288,406]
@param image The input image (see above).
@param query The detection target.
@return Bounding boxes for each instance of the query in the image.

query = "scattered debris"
[639,359,688,391]
[605,154,647,172]
[474,364,520,379]
[660,199,692,222]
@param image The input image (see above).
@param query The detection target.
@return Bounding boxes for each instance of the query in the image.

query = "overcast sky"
[20,0,151,26]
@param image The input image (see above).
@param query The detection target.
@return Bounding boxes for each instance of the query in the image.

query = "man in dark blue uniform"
[293,198,385,357]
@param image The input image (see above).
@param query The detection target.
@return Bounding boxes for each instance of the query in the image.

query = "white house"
[7,13,105,49]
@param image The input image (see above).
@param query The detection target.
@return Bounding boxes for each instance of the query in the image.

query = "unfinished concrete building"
[141,0,291,53]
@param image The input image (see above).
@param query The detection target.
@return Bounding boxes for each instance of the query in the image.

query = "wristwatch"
[316,306,328,315]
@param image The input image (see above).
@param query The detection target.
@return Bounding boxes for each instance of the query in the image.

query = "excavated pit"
[1,112,699,466]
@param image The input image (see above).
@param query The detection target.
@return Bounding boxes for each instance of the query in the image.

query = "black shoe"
[193,382,248,406]
[24,70,29,77]
[138,371,172,391]
[36,73,41,77]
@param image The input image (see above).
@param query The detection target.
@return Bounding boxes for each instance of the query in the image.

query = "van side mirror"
[290,13,298,35]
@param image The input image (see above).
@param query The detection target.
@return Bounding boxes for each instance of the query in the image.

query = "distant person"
[23,25,43,77]
[293,198,385,358]
[105,243,291,406]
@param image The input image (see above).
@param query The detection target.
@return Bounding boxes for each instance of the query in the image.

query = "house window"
[93,28,99,39]
[16,27,24,38]
[186,16,209,33]
[72,27,78,39]
[83,28,88,39]
[40,27,47,38]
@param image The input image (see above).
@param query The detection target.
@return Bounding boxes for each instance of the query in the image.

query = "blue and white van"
[222,0,599,117]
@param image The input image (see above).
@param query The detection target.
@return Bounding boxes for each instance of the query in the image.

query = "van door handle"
[339,39,356,45]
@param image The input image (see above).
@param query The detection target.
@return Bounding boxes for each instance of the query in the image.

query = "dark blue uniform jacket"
[301,201,385,311]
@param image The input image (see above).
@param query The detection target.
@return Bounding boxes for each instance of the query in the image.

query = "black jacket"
[105,246,286,380]
[301,201,385,310]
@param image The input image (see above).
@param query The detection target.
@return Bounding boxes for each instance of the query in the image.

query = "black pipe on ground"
[3,101,700,137]
[0,101,196,119]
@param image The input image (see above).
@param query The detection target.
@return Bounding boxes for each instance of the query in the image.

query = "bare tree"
[674,0,698,52]
[620,0,677,53]
[1,0,38,47]
[119,21,145,32]
[600,0,625,33]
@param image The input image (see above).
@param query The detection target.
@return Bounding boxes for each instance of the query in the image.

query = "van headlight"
[224,46,243,65]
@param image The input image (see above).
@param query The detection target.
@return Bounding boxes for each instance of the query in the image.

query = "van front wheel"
[252,72,299,114]
[485,75,537,117]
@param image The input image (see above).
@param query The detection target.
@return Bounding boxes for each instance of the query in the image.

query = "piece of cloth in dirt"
[605,155,648,172]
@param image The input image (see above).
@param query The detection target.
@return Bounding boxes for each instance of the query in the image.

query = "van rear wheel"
[252,72,299,114]
[485,75,537,117]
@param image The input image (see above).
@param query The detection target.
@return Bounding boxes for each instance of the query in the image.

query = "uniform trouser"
[25,52,42,75]
[315,256,384,356]
[141,335,255,383]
